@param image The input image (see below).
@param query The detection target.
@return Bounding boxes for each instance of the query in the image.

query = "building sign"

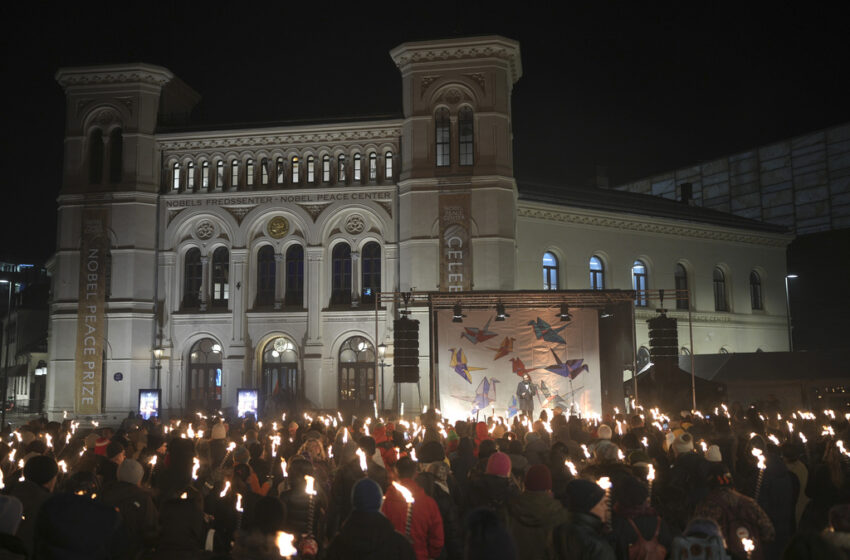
[73,207,109,414]
[163,190,392,208]
[439,193,472,292]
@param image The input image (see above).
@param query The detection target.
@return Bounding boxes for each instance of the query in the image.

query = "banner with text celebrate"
[436,307,600,422]
[73,207,110,414]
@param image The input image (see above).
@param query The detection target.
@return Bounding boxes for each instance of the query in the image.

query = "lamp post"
[377,343,388,413]
[0,279,13,431]
[153,347,163,389]
[784,274,798,352]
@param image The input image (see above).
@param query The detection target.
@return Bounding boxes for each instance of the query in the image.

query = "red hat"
[94,437,109,456]
[525,464,552,492]
[485,451,512,477]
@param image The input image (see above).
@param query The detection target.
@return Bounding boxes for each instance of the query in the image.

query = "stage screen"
[138,389,161,420]
[436,307,600,421]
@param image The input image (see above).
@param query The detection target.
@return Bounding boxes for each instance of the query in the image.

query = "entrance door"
[338,336,375,417]
[261,337,299,415]
[187,339,222,412]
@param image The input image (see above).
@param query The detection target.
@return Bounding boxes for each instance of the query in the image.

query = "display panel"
[138,389,161,420]
[237,389,258,418]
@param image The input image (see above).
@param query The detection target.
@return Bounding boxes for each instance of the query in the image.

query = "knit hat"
[233,446,250,464]
[211,423,227,440]
[117,459,144,486]
[419,441,446,464]
[485,451,512,477]
[597,424,613,440]
[0,495,23,535]
[705,444,722,463]
[525,464,552,492]
[94,437,110,456]
[628,450,651,467]
[566,478,605,514]
[351,478,383,513]
[106,441,124,460]
[672,433,694,455]
[24,455,59,485]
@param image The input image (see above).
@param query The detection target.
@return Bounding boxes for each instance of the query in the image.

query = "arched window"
[262,337,298,414]
[322,155,331,183]
[186,161,195,191]
[246,158,254,187]
[331,243,352,305]
[675,264,689,309]
[202,161,210,189]
[307,155,315,183]
[459,107,474,166]
[172,162,181,191]
[187,338,222,412]
[368,152,377,180]
[261,158,270,185]
[230,161,239,188]
[353,154,361,181]
[211,247,229,309]
[285,245,304,307]
[713,267,728,311]
[632,260,648,307]
[589,256,604,290]
[89,129,104,184]
[435,108,450,167]
[385,151,393,180]
[338,336,375,415]
[109,128,122,183]
[256,246,276,307]
[361,242,381,305]
[183,248,202,308]
[291,156,300,184]
[276,157,285,184]
[750,271,763,310]
[216,161,225,189]
[543,252,559,290]
[338,155,346,182]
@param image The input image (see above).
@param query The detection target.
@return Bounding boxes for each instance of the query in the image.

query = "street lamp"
[0,280,13,430]
[784,274,798,352]
[377,343,388,413]
[153,347,163,389]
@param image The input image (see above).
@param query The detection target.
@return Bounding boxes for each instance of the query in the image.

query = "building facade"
[47,36,792,420]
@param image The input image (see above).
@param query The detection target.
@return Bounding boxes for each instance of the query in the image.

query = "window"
[338,155,346,182]
[435,108,450,167]
[262,338,298,412]
[172,162,181,190]
[713,267,727,311]
[589,256,604,290]
[246,158,254,187]
[202,162,210,189]
[459,107,474,166]
[183,248,202,308]
[261,158,269,185]
[216,161,225,188]
[276,157,285,184]
[307,155,315,183]
[256,245,276,307]
[353,154,361,181]
[331,243,352,305]
[338,336,375,413]
[637,346,651,372]
[672,263,688,310]
[211,247,229,308]
[291,156,300,184]
[361,242,381,304]
[385,151,393,180]
[230,161,239,188]
[89,129,103,184]
[109,128,122,183]
[187,338,222,412]
[285,245,304,307]
[632,260,648,307]
[186,162,195,191]
[542,252,559,290]
[368,152,377,180]
[322,155,331,183]
[750,271,763,310]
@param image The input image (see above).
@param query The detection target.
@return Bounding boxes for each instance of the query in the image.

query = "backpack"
[670,535,729,560]
[626,517,667,560]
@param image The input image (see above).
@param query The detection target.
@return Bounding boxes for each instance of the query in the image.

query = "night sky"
[2,4,848,263]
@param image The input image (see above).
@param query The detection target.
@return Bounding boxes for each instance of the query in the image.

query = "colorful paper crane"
[460,318,499,344]
[527,317,568,344]
[544,348,589,379]
[488,337,515,360]
[507,395,519,419]
[471,377,500,414]
[538,379,569,409]
[448,347,486,383]
[510,357,540,377]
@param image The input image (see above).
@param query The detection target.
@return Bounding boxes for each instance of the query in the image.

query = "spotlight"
[495,302,509,321]
[452,303,465,323]
[559,304,572,323]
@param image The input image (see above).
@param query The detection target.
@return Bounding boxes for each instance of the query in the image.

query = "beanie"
[351,478,383,513]
[485,451,512,477]
[106,441,124,460]
[117,459,145,486]
[0,495,23,535]
[418,441,446,464]
[525,464,552,492]
[672,433,694,455]
[233,446,250,464]
[211,423,227,440]
[94,437,110,456]
[566,478,605,514]
[705,444,722,463]
[597,424,612,440]
[24,455,59,486]
[627,450,651,467]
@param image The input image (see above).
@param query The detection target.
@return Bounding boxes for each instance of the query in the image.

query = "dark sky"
[2,3,848,263]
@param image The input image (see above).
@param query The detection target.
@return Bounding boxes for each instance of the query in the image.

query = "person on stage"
[516,374,537,418]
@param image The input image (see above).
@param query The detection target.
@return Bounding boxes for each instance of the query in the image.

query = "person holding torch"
[381,457,443,560]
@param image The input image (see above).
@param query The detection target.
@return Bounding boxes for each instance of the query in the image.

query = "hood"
[509,492,565,527]
[337,511,400,553]
[475,422,490,441]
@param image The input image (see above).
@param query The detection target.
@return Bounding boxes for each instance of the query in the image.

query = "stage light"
[452,303,465,323]
[495,302,509,321]
[559,304,572,322]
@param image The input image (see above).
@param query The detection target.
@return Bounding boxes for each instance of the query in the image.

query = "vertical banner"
[74,207,110,414]
[439,193,472,292]
[436,307,601,421]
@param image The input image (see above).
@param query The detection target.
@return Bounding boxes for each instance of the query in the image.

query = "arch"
[361,241,381,305]
[285,244,305,307]
[108,128,123,183]
[713,265,728,312]
[165,209,239,250]
[675,262,690,310]
[435,107,451,167]
[315,204,390,245]
[542,250,559,290]
[458,105,474,166]
[337,335,376,414]
[589,254,605,290]
[330,241,352,306]
[89,128,104,184]
[259,335,299,415]
[749,270,763,311]
[632,259,649,307]
[255,244,276,307]
[187,337,223,412]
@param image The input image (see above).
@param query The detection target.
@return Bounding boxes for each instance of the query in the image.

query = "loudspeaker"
[393,316,419,383]
[647,314,678,361]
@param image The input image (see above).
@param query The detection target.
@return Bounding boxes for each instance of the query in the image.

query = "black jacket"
[326,511,416,560]
[417,470,463,560]
[553,512,616,560]
[99,480,159,558]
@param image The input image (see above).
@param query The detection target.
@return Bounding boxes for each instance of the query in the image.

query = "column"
[230,249,247,344]
[274,252,284,310]
[350,250,361,307]
[305,246,323,344]
[199,255,209,311]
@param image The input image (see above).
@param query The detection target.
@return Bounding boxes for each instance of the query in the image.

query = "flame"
[799,432,807,444]
[58,460,68,473]
[647,463,656,482]
[281,458,288,477]
[356,448,368,472]
[276,531,297,556]
[410,448,417,462]
[741,537,754,553]
[17,459,24,470]
[641,437,649,449]
[8,449,16,462]
[180,492,188,499]
[768,435,780,446]
[700,441,708,453]
[392,481,415,504]
[65,433,71,445]
[597,476,611,490]
[149,455,157,466]
[228,442,236,452]
[45,434,53,448]
[304,475,317,496]
[342,428,349,444]
[581,444,591,459]
[565,460,578,476]
[220,481,231,497]
[236,493,244,513]
[192,457,200,480]
[751,448,766,470]
[0,468,4,489]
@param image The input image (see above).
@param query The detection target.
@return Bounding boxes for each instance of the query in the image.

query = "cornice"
[390,36,522,84]
[56,64,173,89]
[57,191,159,205]
[517,204,791,248]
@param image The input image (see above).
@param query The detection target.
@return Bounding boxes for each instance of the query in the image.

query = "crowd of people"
[0,400,848,559]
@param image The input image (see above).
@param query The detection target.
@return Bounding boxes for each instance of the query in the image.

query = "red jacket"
[381,478,444,560]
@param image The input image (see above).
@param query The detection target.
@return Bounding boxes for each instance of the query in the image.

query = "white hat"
[597,424,613,440]
[705,444,722,463]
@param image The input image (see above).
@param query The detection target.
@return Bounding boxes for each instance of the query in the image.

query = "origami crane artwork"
[544,348,589,379]
[488,336,514,360]
[527,317,568,345]
[448,347,486,383]
[509,356,539,377]
[460,318,499,344]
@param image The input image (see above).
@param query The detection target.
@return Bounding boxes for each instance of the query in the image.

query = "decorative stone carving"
[421,76,438,98]
[159,127,401,152]
[376,200,393,217]
[167,208,185,226]
[465,72,486,94]
[344,214,366,234]
[224,207,251,224]
[195,220,216,240]
[267,216,290,239]
[298,203,331,222]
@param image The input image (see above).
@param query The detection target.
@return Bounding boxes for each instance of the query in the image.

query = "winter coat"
[98,480,159,557]
[693,487,774,560]
[279,480,328,552]
[0,533,27,560]
[654,451,710,531]
[784,459,809,525]
[417,470,463,560]
[33,492,130,559]
[506,491,569,560]
[610,507,675,560]
[524,436,549,466]
[450,437,475,501]
[156,497,207,560]
[8,479,50,556]
[467,473,520,526]
[552,511,616,560]
[326,511,416,560]
[737,452,796,559]
[382,478,444,560]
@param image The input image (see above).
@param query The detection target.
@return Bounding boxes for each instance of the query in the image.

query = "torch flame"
[220,481,231,497]
[149,455,157,466]
[597,476,612,490]
[565,460,578,476]
[276,531,297,556]
[741,537,754,553]
[192,457,200,480]
[356,448,368,472]
[281,458,288,477]
[751,448,766,470]
[581,444,591,460]
[647,463,656,482]
[304,475,317,496]
[58,460,68,473]
[236,493,244,512]
[392,481,415,504]
[180,492,188,499]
